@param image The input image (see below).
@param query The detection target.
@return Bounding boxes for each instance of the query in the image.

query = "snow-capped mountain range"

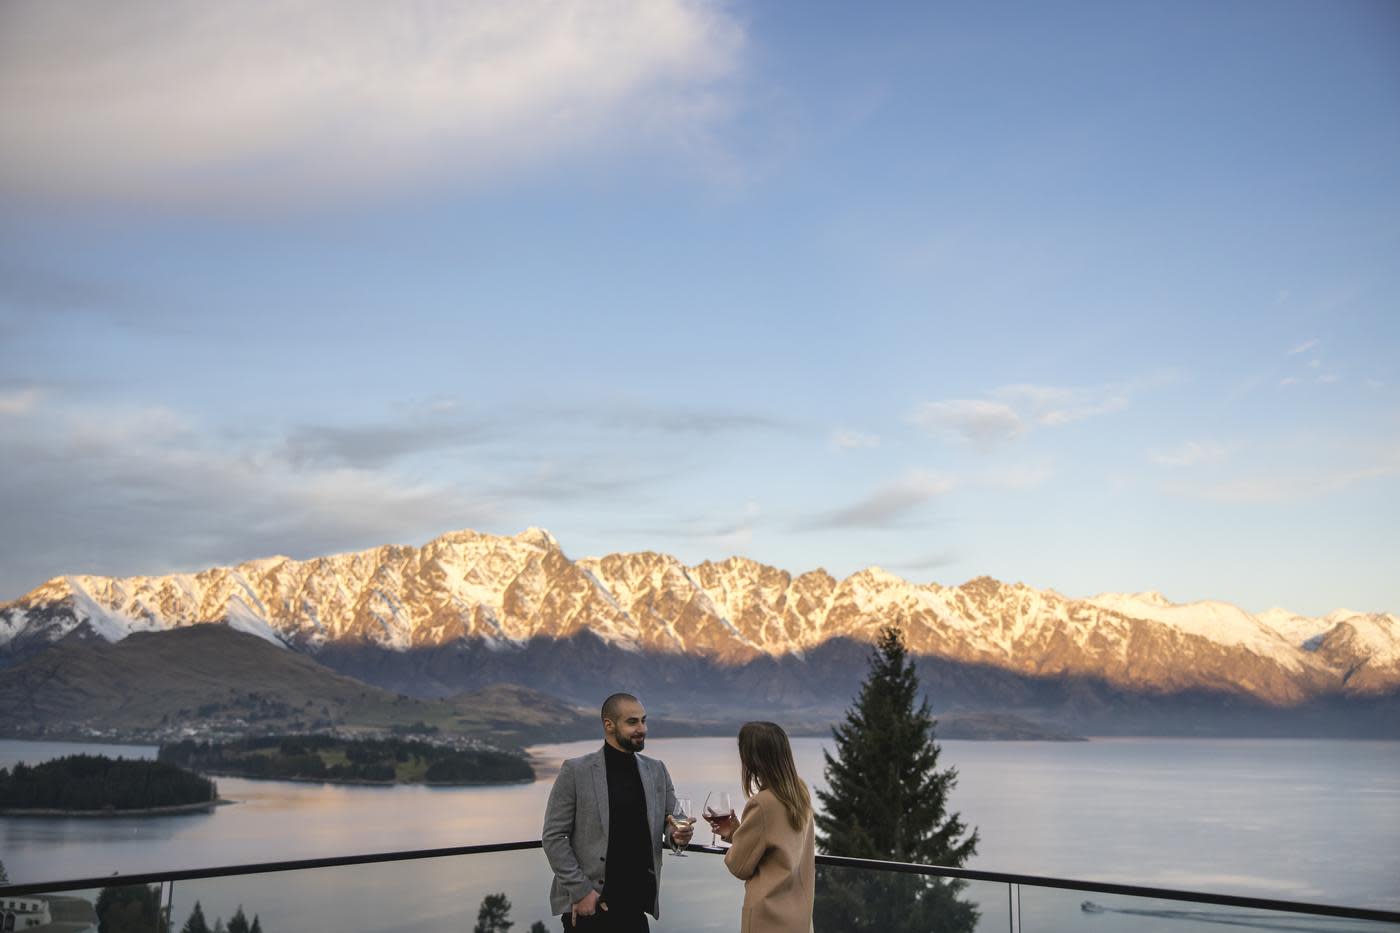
[2,527,1396,704]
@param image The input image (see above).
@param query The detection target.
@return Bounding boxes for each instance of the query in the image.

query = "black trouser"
[558,908,649,932]
[561,873,654,932]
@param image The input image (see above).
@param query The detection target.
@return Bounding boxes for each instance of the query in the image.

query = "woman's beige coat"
[723,787,816,933]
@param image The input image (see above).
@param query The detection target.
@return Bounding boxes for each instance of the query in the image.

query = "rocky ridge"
[1,527,1396,705]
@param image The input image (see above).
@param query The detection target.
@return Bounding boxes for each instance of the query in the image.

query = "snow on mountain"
[1256,607,1337,648]
[0,606,26,644]
[1310,611,1400,692]
[1,527,1395,702]
[1255,607,1400,684]
[1328,613,1400,666]
[53,575,174,643]
[1087,591,1310,670]
[687,557,837,656]
[223,594,289,647]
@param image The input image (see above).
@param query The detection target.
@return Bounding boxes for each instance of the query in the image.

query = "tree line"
[180,900,265,933]
[87,887,267,933]
[94,887,540,933]
[472,892,547,933]
[0,755,215,811]
[159,735,532,784]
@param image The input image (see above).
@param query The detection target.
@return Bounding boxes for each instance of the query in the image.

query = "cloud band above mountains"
[0,0,743,208]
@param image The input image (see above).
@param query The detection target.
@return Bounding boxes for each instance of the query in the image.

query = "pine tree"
[0,858,8,884]
[226,906,250,933]
[814,625,979,933]
[473,893,513,933]
[181,901,212,933]
[529,922,547,933]
[95,884,163,933]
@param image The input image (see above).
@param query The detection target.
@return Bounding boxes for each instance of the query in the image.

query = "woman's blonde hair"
[738,721,811,831]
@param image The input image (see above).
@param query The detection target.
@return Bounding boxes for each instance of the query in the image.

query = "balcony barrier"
[2,840,1397,933]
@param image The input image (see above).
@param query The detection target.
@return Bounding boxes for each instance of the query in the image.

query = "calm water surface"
[2,737,1397,931]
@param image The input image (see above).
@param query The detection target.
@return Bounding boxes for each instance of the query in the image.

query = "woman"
[713,721,816,933]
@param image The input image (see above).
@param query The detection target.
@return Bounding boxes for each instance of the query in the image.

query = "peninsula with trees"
[159,734,533,785]
[0,754,219,816]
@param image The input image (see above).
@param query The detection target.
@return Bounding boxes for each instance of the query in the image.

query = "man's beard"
[620,734,645,752]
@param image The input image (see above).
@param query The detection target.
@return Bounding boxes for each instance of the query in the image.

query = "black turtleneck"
[602,741,655,913]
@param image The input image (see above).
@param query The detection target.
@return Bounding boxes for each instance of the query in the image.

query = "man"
[542,693,692,931]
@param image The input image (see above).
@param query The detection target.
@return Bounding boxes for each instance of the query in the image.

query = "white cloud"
[702,501,762,552]
[887,550,959,572]
[1164,457,1400,503]
[993,383,1129,427]
[972,464,1053,489]
[831,429,881,450]
[0,401,501,597]
[284,418,495,468]
[623,501,761,554]
[706,525,754,552]
[0,0,743,207]
[911,380,1137,449]
[806,470,955,529]
[0,392,791,597]
[0,386,44,416]
[910,400,1023,448]
[1287,339,1319,356]
[1279,371,1339,387]
[1150,441,1230,469]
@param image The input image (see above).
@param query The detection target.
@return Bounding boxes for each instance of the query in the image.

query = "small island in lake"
[159,735,533,785]
[0,754,220,816]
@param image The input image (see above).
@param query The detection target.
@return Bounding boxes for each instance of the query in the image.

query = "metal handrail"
[0,840,542,896]
[2,840,1397,925]
[812,853,1400,924]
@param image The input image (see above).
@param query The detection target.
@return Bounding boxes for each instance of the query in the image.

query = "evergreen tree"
[0,756,213,811]
[249,915,263,933]
[181,901,212,933]
[473,893,513,933]
[529,922,547,933]
[226,906,250,933]
[0,858,8,884]
[95,884,163,933]
[814,626,979,933]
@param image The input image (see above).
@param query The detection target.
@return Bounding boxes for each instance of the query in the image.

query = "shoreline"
[188,767,534,788]
[0,797,233,818]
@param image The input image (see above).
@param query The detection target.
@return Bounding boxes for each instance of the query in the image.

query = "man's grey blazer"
[541,746,678,918]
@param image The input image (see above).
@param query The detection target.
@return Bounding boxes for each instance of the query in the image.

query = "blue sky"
[1,1,1397,616]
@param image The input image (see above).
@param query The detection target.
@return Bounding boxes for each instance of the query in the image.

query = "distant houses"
[0,894,98,933]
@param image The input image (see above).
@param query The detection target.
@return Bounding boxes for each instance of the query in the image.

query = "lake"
[2,737,1397,931]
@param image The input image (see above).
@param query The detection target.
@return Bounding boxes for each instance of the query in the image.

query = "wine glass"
[668,796,694,856]
[703,791,735,845]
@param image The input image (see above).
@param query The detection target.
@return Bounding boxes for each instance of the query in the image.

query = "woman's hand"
[711,812,739,842]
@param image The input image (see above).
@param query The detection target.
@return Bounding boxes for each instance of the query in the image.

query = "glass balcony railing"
[2,841,1397,933]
